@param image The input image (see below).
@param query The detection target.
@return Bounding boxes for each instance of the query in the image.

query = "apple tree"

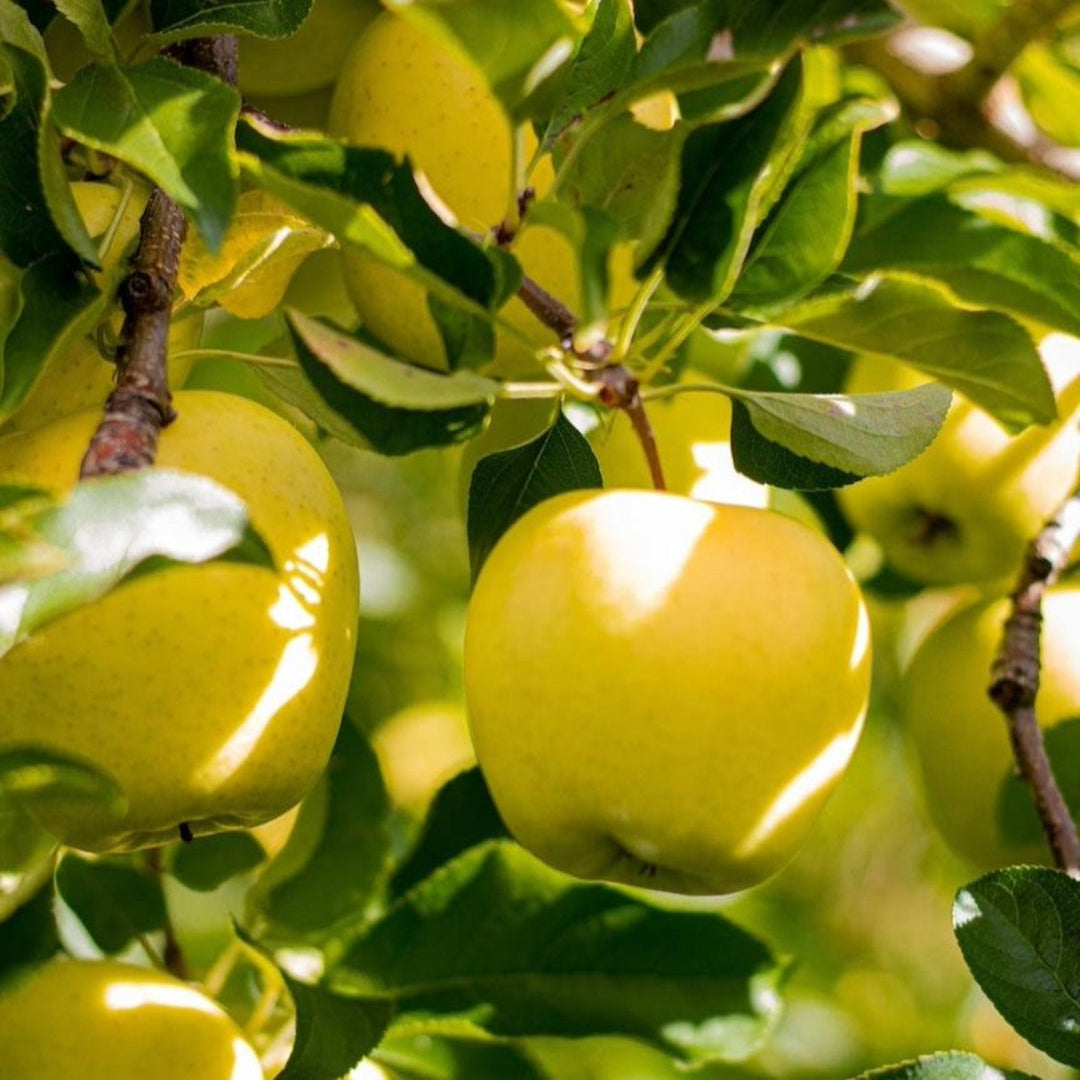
[2,0,1080,1077]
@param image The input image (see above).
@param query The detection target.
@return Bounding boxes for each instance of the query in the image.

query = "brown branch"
[846,30,1080,182]
[989,489,1080,875]
[79,36,239,479]
[144,847,189,980]
[947,0,1078,105]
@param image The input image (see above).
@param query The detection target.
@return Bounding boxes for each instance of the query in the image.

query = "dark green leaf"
[0,884,59,989]
[954,867,1080,1068]
[54,853,165,954]
[729,399,860,490]
[643,59,806,302]
[999,718,1080,847]
[377,1030,547,1080]
[52,58,240,251]
[169,832,266,892]
[149,0,312,43]
[390,768,509,901]
[248,720,392,942]
[779,274,1054,431]
[726,380,951,478]
[286,311,496,456]
[337,841,783,1065]
[543,0,636,144]
[467,410,602,582]
[0,470,273,658]
[853,1052,1039,1079]
[53,0,113,57]
[278,973,392,1080]
[0,44,97,266]
[0,249,107,423]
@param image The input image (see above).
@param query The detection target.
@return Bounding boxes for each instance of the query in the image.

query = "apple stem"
[989,488,1080,876]
[79,37,239,480]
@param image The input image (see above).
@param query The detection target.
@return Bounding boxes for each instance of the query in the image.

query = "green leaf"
[390,768,510,901]
[0,884,59,989]
[729,399,860,490]
[542,0,636,144]
[169,832,266,893]
[53,0,113,57]
[52,58,240,252]
[875,142,1000,199]
[0,748,124,816]
[336,841,784,1065]
[844,194,1080,338]
[0,43,98,266]
[733,99,893,307]
[643,58,807,303]
[277,974,392,1080]
[0,249,107,423]
[853,1052,1039,1079]
[1016,44,1080,149]
[377,1029,548,1080]
[286,311,497,456]
[726,380,951,479]
[999,718,1080,847]
[54,852,166,954]
[778,274,1054,431]
[247,721,393,942]
[148,0,312,43]
[238,119,517,369]
[0,470,273,659]
[394,0,580,117]
[954,867,1080,1068]
[467,410,602,582]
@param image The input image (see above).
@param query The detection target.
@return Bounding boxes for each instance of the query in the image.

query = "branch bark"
[79,36,239,479]
[989,490,1080,875]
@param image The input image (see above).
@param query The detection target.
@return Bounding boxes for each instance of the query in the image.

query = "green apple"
[0,959,262,1079]
[465,489,871,894]
[0,391,359,852]
[837,344,1080,586]
[239,0,382,98]
[329,14,638,376]
[903,585,1080,869]
[3,181,201,435]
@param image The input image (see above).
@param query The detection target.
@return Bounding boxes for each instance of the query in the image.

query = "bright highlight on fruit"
[0,392,359,852]
[464,490,872,895]
[0,959,263,1080]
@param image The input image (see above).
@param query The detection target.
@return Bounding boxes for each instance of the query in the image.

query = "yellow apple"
[0,959,262,1079]
[836,343,1080,586]
[0,391,359,852]
[3,181,201,435]
[239,0,383,98]
[903,586,1080,869]
[329,14,638,376]
[464,489,872,894]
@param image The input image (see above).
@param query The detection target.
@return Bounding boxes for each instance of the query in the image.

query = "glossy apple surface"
[465,489,871,894]
[0,391,359,852]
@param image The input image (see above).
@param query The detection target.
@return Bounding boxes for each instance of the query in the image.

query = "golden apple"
[837,345,1080,586]
[464,490,871,894]
[3,181,201,435]
[329,14,637,375]
[0,391,359,852]
[239,0,382,98]
[0,959,262,1079]
[903,586,1080,869]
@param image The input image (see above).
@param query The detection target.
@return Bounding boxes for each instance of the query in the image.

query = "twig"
[79,37,239,479]
[989,490,1080,875]
[144,847,190,979]
[946,0,1078,105]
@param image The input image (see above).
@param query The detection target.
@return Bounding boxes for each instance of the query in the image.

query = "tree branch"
[989,489,1080,875]
[79,36,239,479]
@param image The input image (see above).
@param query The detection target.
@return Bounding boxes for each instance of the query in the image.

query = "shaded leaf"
[0,748,124,817]
[169,832,266,892]
[467,410,602,582]
[149,0,312,44]
[55,853,166,954]
[954,867,1080,1068]
[286,311,497,456]
[0,884,59,989]
[853,1052,1038,1079]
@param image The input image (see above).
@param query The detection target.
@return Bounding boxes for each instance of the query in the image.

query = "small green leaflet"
[148,0,313,44]
[853,1052,1039,1079]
